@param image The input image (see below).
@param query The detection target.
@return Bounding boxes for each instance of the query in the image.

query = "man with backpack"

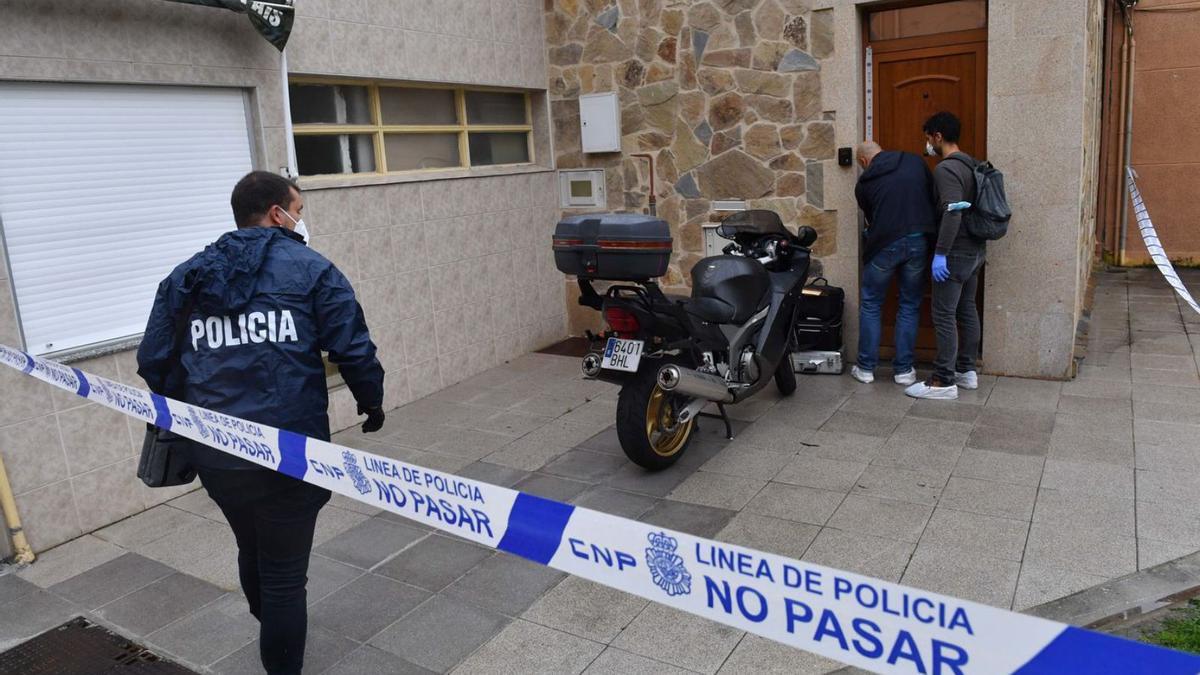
[905,111,995,400]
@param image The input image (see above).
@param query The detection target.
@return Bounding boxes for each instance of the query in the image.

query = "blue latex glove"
[932,254,950,283]
[947,201,972,212]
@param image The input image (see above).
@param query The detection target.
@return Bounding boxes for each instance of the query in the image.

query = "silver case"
[791,350,844,375]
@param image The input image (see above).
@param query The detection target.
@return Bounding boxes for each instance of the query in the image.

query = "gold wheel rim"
[645,386,694,457]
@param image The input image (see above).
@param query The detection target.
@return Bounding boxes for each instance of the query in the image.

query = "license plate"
[601,338,643,372]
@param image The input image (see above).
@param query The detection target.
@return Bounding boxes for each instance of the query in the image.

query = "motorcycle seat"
[683,297,737,324]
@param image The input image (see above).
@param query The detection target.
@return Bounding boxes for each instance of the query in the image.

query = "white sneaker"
[893,368,917,386]
[955,371,979,390]
[850,366,874,384]
[905,379,959,400]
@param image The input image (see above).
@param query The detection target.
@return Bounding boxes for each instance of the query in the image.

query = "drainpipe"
[0,452,35,565]
[1115,0,1138,266]
[630,153,657,216]
[280,49,299,179]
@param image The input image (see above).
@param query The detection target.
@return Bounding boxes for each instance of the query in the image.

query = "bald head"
[857,141,882,169]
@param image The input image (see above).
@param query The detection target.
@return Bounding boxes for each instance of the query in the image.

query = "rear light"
[604,306,640,336]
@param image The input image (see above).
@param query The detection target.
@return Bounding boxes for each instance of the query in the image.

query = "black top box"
[553,213,673,281]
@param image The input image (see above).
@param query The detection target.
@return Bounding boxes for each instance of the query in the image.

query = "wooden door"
[868,26,987,363]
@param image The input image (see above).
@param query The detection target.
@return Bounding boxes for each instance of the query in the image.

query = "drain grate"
[0,617,197,674]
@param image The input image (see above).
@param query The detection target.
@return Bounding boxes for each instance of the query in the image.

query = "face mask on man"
[278,207,309,244]
[925,141,939,157]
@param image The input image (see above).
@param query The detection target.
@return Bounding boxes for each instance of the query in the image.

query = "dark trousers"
[858,234,928,372]
[931,251,985,383]
[198,468,330,675]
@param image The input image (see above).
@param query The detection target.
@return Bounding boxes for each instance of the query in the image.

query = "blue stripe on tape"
[150,394,172,430]
[21,354,34,374]
[277,430,309,480]
[497,493,574,565]
[1016,626,1200,674]
[71,368,89,398]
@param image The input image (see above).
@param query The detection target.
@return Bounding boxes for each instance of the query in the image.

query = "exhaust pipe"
[657,364,734,403]
[581,353,603,378]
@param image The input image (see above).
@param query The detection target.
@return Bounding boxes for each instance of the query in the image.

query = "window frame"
[289,78,535,177]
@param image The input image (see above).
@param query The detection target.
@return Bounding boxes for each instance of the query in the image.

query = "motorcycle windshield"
[716,210,790,239]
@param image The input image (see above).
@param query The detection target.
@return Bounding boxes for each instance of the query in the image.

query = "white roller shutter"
[0,82,254,356]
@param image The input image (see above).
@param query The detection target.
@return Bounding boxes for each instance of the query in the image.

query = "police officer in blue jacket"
[137,171,385,675]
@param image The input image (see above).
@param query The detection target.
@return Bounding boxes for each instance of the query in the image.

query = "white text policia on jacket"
[190,310,299,350]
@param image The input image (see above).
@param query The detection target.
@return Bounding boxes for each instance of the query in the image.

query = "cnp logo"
[646,531,691,597]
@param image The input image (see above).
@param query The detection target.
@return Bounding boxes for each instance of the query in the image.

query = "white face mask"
[925,141,938,157]
[278,207,309,244]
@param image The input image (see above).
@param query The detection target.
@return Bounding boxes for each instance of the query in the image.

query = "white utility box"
[579,92,620,153]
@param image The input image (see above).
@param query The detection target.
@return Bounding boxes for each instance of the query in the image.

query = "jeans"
[198,468,331,675]
[858,234,928,372]
[931,250,985,383]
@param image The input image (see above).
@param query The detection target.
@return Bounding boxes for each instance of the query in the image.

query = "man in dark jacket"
[137,171,385,675]
[905,111,984,401]
[851,141,937,386]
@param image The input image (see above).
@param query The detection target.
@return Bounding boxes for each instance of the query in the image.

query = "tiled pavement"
[4,267,1200,674]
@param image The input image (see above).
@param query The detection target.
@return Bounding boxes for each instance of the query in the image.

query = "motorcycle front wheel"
[616,362,696,471]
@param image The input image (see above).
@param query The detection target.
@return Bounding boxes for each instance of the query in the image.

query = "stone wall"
[545,0,839,324]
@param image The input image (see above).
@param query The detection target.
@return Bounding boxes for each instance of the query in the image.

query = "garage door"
[0,83,255,356]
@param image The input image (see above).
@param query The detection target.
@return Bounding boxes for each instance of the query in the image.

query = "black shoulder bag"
[137,297,198,488]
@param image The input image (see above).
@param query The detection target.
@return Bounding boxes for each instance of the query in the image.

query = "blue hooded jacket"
[137,226,384,469]
[855,150,938,264]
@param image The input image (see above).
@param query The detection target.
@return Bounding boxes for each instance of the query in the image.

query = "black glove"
[358,404,385,433]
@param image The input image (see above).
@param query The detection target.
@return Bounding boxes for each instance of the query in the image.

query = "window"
[0,82,254,356]
[290,81,534,177]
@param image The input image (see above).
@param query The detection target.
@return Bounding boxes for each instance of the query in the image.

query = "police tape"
[1126,167,1200,315]
[2,343,1197,675]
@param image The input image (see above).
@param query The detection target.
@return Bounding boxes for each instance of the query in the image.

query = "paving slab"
[145,594,257,668]
[442,551,565,617]
[583,647,694,674]
[310,573,430,642]
[743,482,845,526]
[825,494,932,543]
[667,471,767,511]
[522,576,648,644]
[454,619,605,674]
[774,454,866,492]
[719,634,845,674]
[715,512,820,560]
[94,572,224,636]
[918,508,1029,562]
[314,516,427,570]
[213,625,356,675]
[326,645,435,675]
[49,553,174,610]
[572,486,660,520]
[376,532,493,592]
[901,544,1021,608]
[611,603,743,674]
[370,595,509,673]
[639,499,738,539]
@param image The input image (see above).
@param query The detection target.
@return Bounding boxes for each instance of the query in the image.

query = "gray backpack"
[952,156,1011,240]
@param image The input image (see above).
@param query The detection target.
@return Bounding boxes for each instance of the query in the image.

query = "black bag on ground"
[793,278,845,351]
[138,297,197,488]
[952,157,1012,240]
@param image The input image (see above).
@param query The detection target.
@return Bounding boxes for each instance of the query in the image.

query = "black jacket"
[855,151,938,263]
[137,227,384,469]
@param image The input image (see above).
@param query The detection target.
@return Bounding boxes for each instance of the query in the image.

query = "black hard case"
[793,278,845,351]
[553,214,673,280]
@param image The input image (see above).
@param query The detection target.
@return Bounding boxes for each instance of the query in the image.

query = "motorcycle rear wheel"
[616,363,696,471]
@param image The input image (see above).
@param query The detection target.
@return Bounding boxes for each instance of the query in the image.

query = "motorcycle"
[554,209,817,470]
